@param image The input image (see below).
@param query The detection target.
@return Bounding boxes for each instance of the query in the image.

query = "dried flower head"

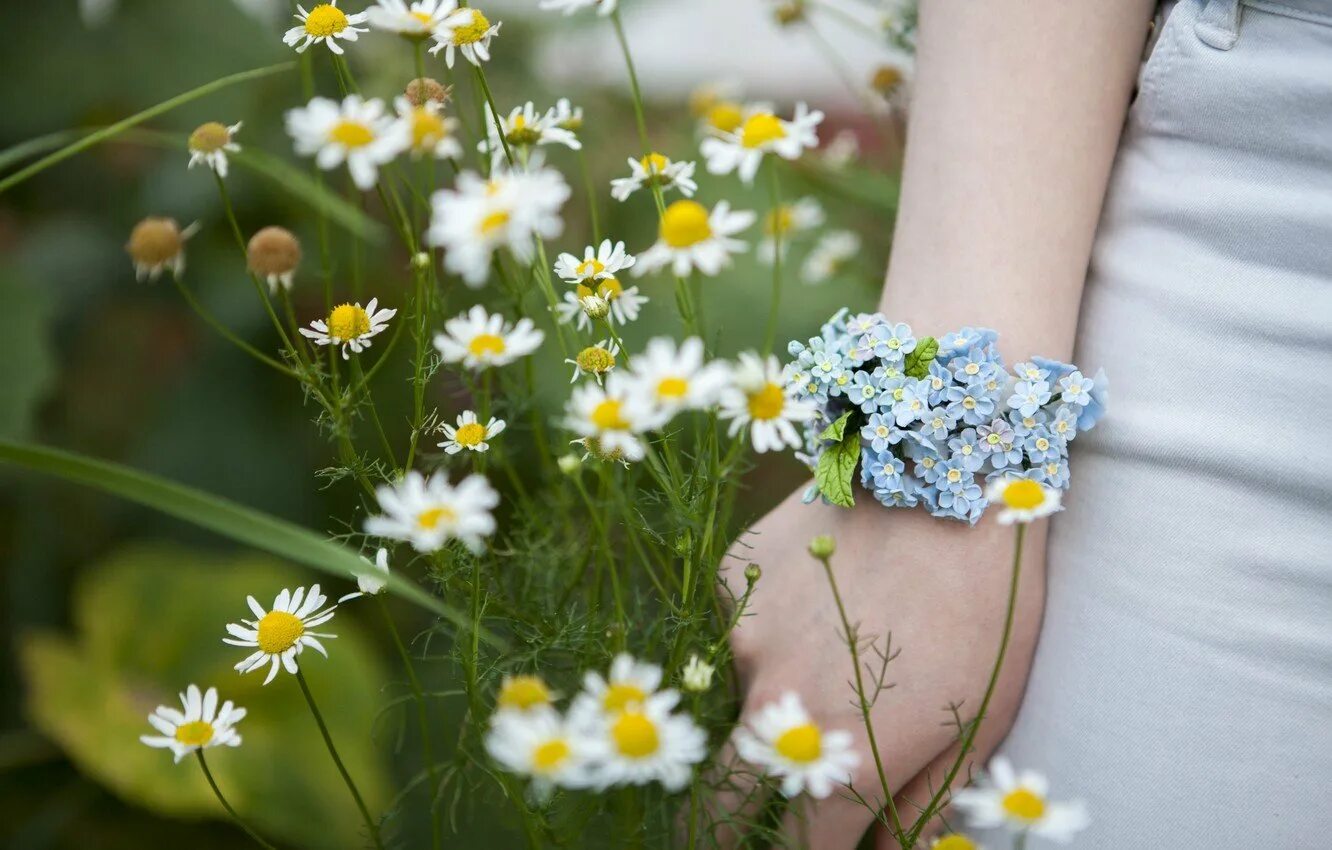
[870,65,905,97]
[126,217,197,282]
[405,76,452,107]
[247,226,302,292]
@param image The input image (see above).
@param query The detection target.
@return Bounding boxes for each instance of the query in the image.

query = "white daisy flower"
[298,298,396,359]
[223,586,338,685]
[486,707,600,790]
[365,0,450,38]
[438,410,506,454]
[758,196,825,264]
[286,95,408,191]
[429,5,500,68]
[719,352,816,453]
[570,653,662,720]
[680,655,715,693]
[734,691,860,799]
[951,757,1090,844]
[496,674,558,715]
[689,82,749,137]
[551,97,584,133]
[699,102,824,184]
[984,477,1062,525]
[610,153,698,202]
[140,685,246,763]
[554,277,648,331]
[632,200,755,279]
[626,336,731,416]
[481,102,581,169]
[365,470,499,554]
[554,239,636,285]
[427,166,570,287]
[126,217,200,282]
[564,374,656,463]
[538,0,617,16]
[801,229,861,285]
[393,96,462,160]
[584,690,707,792]
[565,339,621,384]
[339,547,390,602]
[433,304,545,370]
[187,121,242,178]
[283,1,369,54]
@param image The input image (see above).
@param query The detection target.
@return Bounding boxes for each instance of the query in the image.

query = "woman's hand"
[716,486,1047,848]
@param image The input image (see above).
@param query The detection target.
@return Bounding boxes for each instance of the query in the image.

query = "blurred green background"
[0,1,895,846]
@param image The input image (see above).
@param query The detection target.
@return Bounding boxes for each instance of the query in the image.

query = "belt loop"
[1195,0,1242,49]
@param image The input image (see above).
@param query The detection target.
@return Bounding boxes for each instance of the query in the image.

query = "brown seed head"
[126,218,183,267]
[405,77,451,108]
[188,122,231,153]
[247,226,302,279]
[870,65,905,96]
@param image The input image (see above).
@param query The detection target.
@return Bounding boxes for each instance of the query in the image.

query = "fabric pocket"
[1133,0,1195,126]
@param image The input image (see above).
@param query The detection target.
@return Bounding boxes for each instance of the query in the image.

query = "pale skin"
[720,1,1156,847]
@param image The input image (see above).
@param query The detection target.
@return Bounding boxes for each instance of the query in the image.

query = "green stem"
[195,751,279,849]
[578,147,602,243]
[293,667,385,850]
[472,66,513,167]
[763,161,784,355]
[212,173,301,356]
[169,275,295,377]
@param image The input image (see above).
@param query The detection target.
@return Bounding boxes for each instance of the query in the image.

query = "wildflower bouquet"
[3,0,1098,848]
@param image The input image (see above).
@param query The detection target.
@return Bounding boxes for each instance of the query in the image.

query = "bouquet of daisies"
[788,310,1107,523]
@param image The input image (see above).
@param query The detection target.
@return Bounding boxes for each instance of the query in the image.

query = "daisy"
[555,278,648,330]
[626,336,731,415]
[699,102,824,184]
[585,690,707,792]
[538,0,617,16]
[394,96,462,160]
[554,239,635,285]
[246,226,302,293]
[427,166,570,286]
[566,339,620,384]
[610,153,698,202]
[187,121,242,178]
[486,708,600,790]
[951,757,1090,844]
[366,0,450,38]
[570,654,662,719]
[632,200,755,278]
[984,477,1062,525]
[223,586,338,685]
[283,1,369,54]
[438,410,506,454]
[565,373,655,463]
[496,674,557,715]
[299,298,396,359]
[734,692,859,799]
[339,547,390,602]
[720,352,816,453]
[286,95,408,190]
[364,470,500,553]
[126,217,199,282]
[429,5,500,68]
[481,102,580,169]
[551,97,584,133]
[140,685,246,763]
[802,229,861,285]
[433,304,545,370]
[758,197,825,264]
[689,80,748,136]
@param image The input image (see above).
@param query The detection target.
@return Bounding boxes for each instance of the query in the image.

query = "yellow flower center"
[603,682,648,712]
[451,9,491,44]
[329,120,375,148]
[505,113,543,146]
[964,363,980,375]
[1001,788,1046,822]
[933,835,978,850]
[987,433,1002,445]
[1036,438,1050,451]
[590,399,629,431]
[1001,479,1045,510]
[597,278,623,300]
[963,396,976,409]
[773,722,822,763]
[532,739,571,773]
[640,152,671,174]
[747,383,786,420]
[479,210,510,236]
[708,102,744,134]
[257,610,305,654]
[454,422,487,447]
[498,675,552,711]
[576,258,606,277]
[946,469,963,484]
[304,4,349,37]
[764,206,795,236]
[740,113,786,148]
[416,506,456,530]
[611,711,659,758]
[411,10,434,26]
[326,303,371,341]
[188,122,231,153]
[468,333,506,357]
[576,346,617,374]
[660,200,712,248]
[657,377,689,399]
[411,108,447,149]
[921,457,936,469]
[173,720,215,747]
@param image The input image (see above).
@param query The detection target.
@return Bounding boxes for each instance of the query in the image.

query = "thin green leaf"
[819,411,853,444]
[0,439,505,650]
[0,62,294,194]
[0,129,85,174]
[814,432,861,509]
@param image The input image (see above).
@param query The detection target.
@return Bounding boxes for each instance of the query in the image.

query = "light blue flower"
[826,368,854,398]
[948,428,985,472]
[1023,426,1063,464]
[936,472,983,521]
[1012,361,1051,383]
[938,327,998,362]
[1050,405,1079,442]
[849,367,888,413]
[950,347,999,386]
[873,484,920,509]
[913,451,944,484]
[1032,355,1075,382]
[936,457,974,494]
[865,451,905,491]
[977,418,1014,455]
[923,360,952,405]
[1033,456,1070,489]
[1059,370,1093,407]
[844,312,883,338]
[918,406,958,443]
[945,382,996,426]
[888,379,929,426]
[867,321,917,362]
[1006,379,1052,418]
[1007,407,1049,438]
[860,412,897,453]
[1077,367,1109,431]
[809,347,848,384]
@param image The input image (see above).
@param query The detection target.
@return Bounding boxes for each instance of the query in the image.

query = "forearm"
[881,0,1154,363]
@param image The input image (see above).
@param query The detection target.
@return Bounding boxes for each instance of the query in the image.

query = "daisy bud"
[411,251,432,270]
[126,217,194,282]
[744,563,762,584]
[870,65,905,97]
[681,655,715,693]
[246,226,302,293]
[557,453,582,475]
[808,534,836,560]
[405,77,451,108]
[673,531,693,557]
[580,295,610,321]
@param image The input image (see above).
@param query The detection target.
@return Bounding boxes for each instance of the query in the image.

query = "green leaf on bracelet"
[904,336,939,379]
[816,431,861,508]
[819,410,853,444]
